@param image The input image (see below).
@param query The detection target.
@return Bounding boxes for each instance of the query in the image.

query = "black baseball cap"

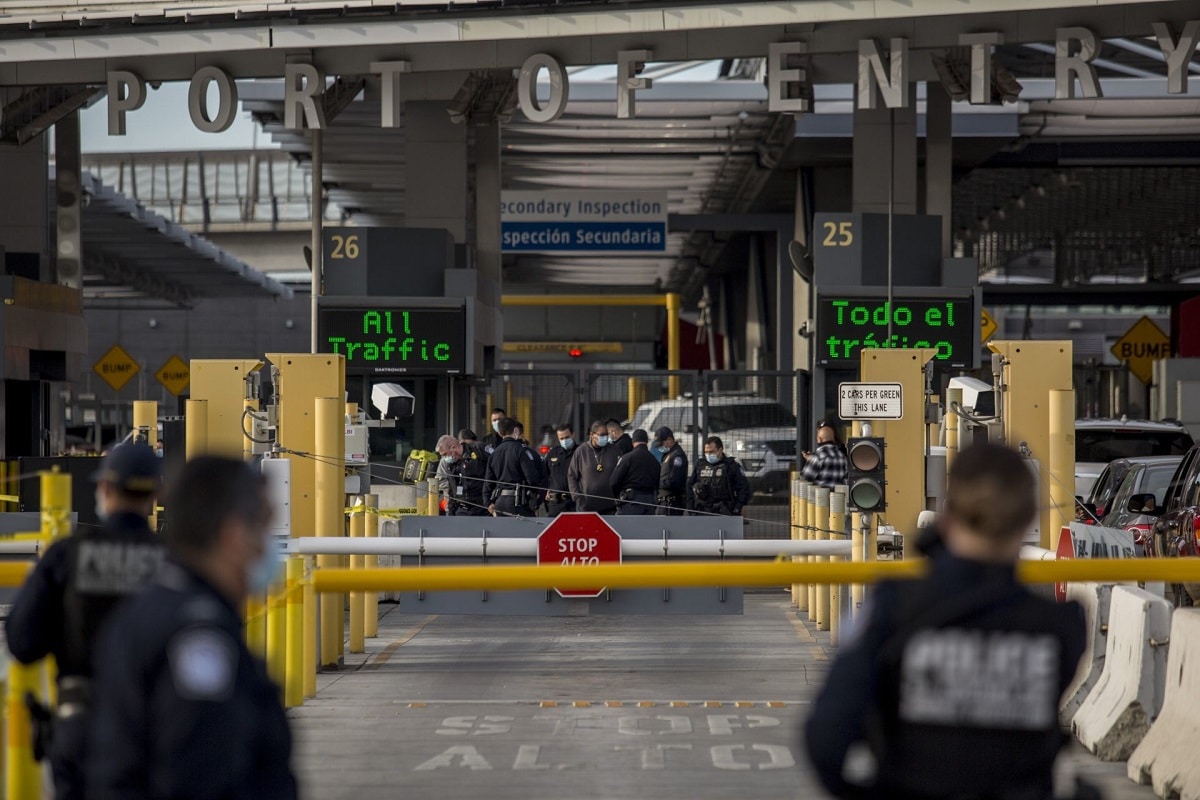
[93,442,161,494]
[653,426,674,443]
[631,428,649,444]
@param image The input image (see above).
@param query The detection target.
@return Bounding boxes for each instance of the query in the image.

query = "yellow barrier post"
[246,592,267,658]
[829,488,846,646]
[427,478,439,517]
[285,556,303,708]
[185,398,209,459]
[944,386,961,475]
[805,484,817,620]
[666,292,681,398]
[5,662,41,797]
[266,568,286,691]
[303,556,317,698]
[790,478,800,607]
[1049,389,1075,552]
[315,397,343,669]
[133,400,159,530]
[0,461,7,511]
[40,469,72,545]
[349,499,366,654]
[815,487,831,631]
[365,494,379,638]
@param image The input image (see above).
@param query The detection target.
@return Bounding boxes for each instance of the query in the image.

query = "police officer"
[486,418,544,516]
[803,443,1086,800]
[567,421,622,514]
[434,429,476,503]
[652,426,688,516]
[5,443,165,800]
[483,407,506,454]
[609,429,661,515]
[436,434,490,516]
[543,423,577,516]
[88,456,297,800]
[606,418,634,457]
[686,436,751,516]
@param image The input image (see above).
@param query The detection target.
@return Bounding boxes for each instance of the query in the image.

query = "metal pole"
[302,556,317,698]
[815,487,831,631]
[365,495,380,638]
[349,499,366,654]
[132,400,158,530]
[315,397,342,668]
[829,488,847,646]
[667,292,681,398]
[1049,389,1076,551]
[285,556,304,708]
[310,128,323,354]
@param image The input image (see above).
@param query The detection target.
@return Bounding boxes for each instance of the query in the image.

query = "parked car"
[1074,418,1193,498]
[1140,444,1200,606]
[1081,455,1182,524]
[1097,457,1183,554]
[628,395,797,494]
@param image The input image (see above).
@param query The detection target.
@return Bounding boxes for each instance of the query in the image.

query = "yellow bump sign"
[1111,316,1170,385]
[93,344,139,392]
[980,308,998,343]
[155,355,191,396]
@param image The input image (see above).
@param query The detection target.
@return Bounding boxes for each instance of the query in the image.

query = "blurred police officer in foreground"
[652,426,688,516]
[486,418,544,516]
[609,429,660,515]
[436,434,490,516]
[543,423,577,516]
[88,456,297,800]
[687,436,751,516]
[6,443,165,800]
[804,442,1086,800]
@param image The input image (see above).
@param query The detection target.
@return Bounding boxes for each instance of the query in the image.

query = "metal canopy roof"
[81,171,294,307]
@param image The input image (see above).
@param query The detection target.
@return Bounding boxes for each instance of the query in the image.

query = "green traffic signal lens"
[849,478,883,510]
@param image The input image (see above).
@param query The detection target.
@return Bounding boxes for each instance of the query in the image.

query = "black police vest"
[451,444,489,506]
[694,460,735,505]
[62,521,165,677]
[870,577,1074,800]
[659,445,685,494]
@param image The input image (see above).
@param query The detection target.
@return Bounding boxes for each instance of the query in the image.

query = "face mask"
[559,438,575,450]
[651,446,667,462]
[706,454,720,464]
[94,489,107,523]
[441,455,456,465]
[595,436,610,447]
[492,420,501,433]
[248,535,283,594]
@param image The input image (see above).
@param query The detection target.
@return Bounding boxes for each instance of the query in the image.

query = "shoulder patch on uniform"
[526,451,534,461]
[168,627,237,701]
[673,456,684,467]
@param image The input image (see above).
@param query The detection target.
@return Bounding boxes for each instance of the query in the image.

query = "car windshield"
[1076,430,1194,462]
[706,403,796,433]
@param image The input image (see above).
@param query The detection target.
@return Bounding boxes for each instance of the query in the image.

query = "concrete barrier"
[1072,585,1171,761]
[1059,583,1112,726]
[1128,609,1200,799]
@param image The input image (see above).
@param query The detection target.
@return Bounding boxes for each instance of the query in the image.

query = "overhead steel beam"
[0,85,105,146]
[981,283,1200,306]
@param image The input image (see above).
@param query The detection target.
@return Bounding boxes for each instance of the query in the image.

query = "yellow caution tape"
[0,494,18,503]
[343,507,420,518]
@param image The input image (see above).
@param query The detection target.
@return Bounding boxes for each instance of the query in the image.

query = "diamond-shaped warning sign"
[1110,317,1170,385]
[154,355,190,396]
[980,308,998,343]
[93,344,140,392]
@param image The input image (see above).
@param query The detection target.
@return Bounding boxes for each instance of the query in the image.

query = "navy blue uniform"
[88,561,296,800]
[6,511,164,800]
[610,446,661,515]
[804,545,1086,800]
[687,456,751,515]
[485,438,544,515]
[656,443,688,516]
[448,443,490,516]
[543,444,577,515]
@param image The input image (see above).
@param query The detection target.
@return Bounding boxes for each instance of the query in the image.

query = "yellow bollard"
[0,461,7,511]
[246,593,267,658]
[790,478,800,607]
[829,488,846,646]
[315,397,343,669]
[365,495,379,638]
[266,568,287,690]
[40,469,72,545]
[1049,389,1076,552]
[815,487,831,632]
[303,557,317,698]
[133,400,159,531]
[185,398,209,460]
[806,484,818,620]
[349,499,366,654]
[6,661,42,798]
[285,557,304,708]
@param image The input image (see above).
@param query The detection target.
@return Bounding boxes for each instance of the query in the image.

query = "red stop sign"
[1055,525,1075,604]
[537,512,623,598]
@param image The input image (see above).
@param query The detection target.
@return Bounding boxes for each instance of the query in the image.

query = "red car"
[1141,444,1200,606]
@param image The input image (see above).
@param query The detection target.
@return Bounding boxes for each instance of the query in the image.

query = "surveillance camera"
[371,382,415,419]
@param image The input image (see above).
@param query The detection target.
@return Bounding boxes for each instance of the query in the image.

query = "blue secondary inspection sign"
[500,191,668,254]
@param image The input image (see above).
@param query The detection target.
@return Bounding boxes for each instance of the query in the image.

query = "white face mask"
[595,435,610,447]
[559,438,575,450]
[706,453,720,464]
[492,420,502,433]
[247,535,283,594]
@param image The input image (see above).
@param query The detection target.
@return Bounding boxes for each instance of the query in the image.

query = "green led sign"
[817,297,975,368]
[318,307,467,374]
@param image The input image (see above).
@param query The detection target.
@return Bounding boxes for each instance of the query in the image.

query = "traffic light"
[846,437,886,511]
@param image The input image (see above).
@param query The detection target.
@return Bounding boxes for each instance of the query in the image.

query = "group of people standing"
[435,408,752,519]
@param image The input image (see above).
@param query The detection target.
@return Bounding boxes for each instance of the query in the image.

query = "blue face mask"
[492,420,501,433]
[595,436,610,447]
[651,446,667,462]
[706,453,720,464]
[441,455,456,465]
[248,535,283,594]
[559,438,575,450]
